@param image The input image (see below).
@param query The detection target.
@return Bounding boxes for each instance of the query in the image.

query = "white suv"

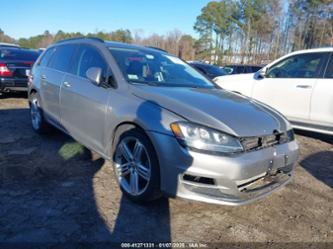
[214,48,333,135]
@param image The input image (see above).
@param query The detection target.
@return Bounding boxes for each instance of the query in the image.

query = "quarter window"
[38,48,55,67]
[267,53,326,79]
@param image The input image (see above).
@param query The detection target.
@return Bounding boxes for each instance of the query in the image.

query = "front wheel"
[112,126,161,202]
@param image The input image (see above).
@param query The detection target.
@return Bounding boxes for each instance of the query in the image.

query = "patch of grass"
[58,142,85,160]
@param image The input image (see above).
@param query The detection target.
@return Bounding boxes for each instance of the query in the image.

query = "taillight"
[0,63,13,77]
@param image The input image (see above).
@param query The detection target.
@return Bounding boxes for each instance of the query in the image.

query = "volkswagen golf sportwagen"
[28,37,299,205]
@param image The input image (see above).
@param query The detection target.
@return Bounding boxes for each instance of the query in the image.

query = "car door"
[40,45,76,123]
[60,44,113,153]
[251,52,329,122]
[310,52,333,127]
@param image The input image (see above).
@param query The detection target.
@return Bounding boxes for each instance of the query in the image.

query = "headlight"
[170,122,243,154]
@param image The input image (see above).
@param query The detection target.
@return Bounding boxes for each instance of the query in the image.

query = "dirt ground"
[0,93,332,248]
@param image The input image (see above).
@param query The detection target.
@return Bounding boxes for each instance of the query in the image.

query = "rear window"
[0,48,39,61]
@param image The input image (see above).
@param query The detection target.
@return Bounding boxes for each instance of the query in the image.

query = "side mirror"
[86,67,102,85]
[258,67,268,79]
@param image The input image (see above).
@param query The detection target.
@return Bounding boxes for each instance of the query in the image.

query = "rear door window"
[48,45,76,73]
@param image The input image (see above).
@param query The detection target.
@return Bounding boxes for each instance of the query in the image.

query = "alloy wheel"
[114,136,151,196]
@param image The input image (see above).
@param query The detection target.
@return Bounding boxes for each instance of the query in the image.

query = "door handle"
[41,75,46,80]
[296,85,311,89]
[63,81,71,88]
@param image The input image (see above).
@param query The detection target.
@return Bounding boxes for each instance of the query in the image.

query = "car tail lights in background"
[23,61,34,66]
[0,63,13,77]
[27,72,33,87]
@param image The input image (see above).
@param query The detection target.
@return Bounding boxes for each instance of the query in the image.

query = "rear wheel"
[112,126,161,202]
[29,92,50,133]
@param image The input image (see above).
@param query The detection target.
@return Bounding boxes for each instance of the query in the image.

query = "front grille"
[240,130,295,152]
[183,174,215,185]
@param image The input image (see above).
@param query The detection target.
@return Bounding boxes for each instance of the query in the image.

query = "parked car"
[0,42,20,48]
[222,64,263,75]
[190,61,227,79]
[214,48,333,135]
[0,47,39,93]
[28,37,299,205]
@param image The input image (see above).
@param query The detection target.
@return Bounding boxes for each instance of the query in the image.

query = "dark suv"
[223,64,263,74]
[189,62,227,79]
[0,47,39,93]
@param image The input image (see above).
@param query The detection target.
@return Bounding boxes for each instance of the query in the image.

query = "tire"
[29,92,51,134]
[112,125,162,202]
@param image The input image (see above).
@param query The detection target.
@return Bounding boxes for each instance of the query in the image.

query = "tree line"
[194,0,333,65]
[1,0,332,65]
[0,28,196,61]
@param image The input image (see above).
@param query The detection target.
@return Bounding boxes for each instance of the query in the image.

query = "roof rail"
[55,37,104,44]
[146,46,168,53]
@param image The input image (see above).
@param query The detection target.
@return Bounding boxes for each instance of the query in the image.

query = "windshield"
[108,47,215,88]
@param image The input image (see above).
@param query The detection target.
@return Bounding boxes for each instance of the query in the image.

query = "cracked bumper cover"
[148,131,299,206]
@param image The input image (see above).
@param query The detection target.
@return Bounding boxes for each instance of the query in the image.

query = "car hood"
[131,85,288,137]
[215,73,255,82]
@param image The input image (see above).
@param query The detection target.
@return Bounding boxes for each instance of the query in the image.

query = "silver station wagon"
[28,38,299,205]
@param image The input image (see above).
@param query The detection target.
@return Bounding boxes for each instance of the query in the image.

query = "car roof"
[261,47,333,69]
[0,42,20,48]
[105,41,167,53]
[0,46,38,53]
[52,37,169,54]
[287,47,333,56]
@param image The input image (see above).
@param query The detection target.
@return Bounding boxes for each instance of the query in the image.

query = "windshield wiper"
[129,80,162,86]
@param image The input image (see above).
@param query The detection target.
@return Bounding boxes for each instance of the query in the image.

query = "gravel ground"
[0,93,332,248]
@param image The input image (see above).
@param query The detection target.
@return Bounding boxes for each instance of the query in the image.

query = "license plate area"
[238,168,291,193]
